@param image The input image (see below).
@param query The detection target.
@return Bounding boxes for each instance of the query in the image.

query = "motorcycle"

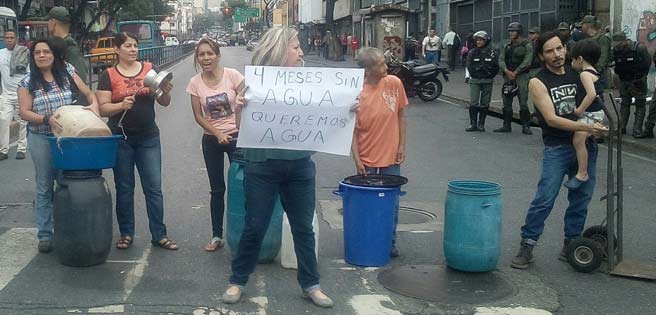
[385,50,449,102]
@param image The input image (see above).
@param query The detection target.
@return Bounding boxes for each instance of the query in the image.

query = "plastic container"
[280,212,319,269]
[53,171,113,267]
[335,181,401,267]
[226,160,283,263]
[48,135,122,170]
[444,180,502,272]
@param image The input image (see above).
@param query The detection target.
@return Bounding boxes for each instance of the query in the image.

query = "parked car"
[246,40,259,51]
[165,36,180,46]
[216,39,229,47]
[90,36,116,74]
[183,39,198,45]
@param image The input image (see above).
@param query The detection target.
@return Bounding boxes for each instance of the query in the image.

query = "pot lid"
[343,174,408,188]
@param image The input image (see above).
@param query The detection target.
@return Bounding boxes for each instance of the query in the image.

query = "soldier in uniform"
[558,22,575,64]
[638,50,656,138]
[497,22,533,135]
[581,15,611,87]
[47,7,89,85]
[527,27,543,115]
[465,30,499,132]
[612,31,652,137]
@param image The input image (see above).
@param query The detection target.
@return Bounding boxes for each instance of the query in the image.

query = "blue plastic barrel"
[337,181,399,267]
[48,135,122,170]
[226,161,283,263]
[444,180,502,272]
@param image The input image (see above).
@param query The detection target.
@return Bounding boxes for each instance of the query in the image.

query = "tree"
[226,0,248,9]
[325,0,335,33]
[262,0,279,28]
[20,0,32,20]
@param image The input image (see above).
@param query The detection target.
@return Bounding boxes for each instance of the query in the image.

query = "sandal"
[115,235,133,250]
[152,237,178,250]
[204,237,225,252]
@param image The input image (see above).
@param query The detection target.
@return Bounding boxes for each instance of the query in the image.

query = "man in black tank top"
[510,32,608,270]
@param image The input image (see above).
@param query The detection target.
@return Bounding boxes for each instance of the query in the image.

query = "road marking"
[121,246,150,301]
[0,228,38,292]
[350,295,402,315]
[88,305,125,313]
[249,296,268,315]
[474,307,553,315]
[437,97,460,106]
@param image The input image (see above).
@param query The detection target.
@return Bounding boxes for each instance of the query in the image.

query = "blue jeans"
[364,164,401,248]
[27,132,57,241]
[425,51,438,64]
[521,141,598,244]
[113,135,167,242]
[230,158,320,291]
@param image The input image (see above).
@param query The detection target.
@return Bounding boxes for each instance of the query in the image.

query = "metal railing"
[84,43,195,86]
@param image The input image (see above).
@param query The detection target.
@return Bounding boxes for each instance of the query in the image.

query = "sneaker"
[16,151,26,160]
[510,240,534,269]
[221,285,243,304]
[0,153,7,161]
[303,288,334,308]
[390,245,400,258]
[558,239,572,262]
[38,240,52,253]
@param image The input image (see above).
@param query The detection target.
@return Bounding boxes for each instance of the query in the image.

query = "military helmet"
[473,30,490,42]
[507,22,523,33]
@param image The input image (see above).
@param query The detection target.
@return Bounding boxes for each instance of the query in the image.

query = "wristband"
[42,114,51,125]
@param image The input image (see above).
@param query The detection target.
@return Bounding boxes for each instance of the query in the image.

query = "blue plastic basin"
[48,135,122,170]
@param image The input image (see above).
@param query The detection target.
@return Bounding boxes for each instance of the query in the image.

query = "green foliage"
[193,11,222,33]
[117,0,174,21]
[226,0,249,9]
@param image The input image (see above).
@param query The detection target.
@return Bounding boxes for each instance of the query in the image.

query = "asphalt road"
[1,46,656,315]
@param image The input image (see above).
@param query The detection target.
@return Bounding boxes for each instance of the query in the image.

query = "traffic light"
[222,7,233,17]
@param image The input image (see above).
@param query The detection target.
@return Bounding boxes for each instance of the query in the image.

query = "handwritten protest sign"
[237,66,364,156]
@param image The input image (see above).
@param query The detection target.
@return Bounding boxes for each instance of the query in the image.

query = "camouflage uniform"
[613,37,652,137]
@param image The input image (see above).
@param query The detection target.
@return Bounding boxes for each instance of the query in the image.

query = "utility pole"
[426,0,432,33]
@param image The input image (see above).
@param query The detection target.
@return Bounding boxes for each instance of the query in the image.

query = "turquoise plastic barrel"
[444,180,502,272]
[226,161,283,263]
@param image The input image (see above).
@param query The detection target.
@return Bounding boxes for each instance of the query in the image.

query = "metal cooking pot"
[143,69,173,99]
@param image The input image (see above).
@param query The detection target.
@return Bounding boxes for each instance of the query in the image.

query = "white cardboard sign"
[237,66,364,156]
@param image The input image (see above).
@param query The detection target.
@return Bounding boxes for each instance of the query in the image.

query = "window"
[119,24,153,40]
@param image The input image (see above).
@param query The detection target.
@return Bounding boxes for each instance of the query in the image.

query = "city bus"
[0,6,17,49]
[116,20,163,48]
[17,20,49,48]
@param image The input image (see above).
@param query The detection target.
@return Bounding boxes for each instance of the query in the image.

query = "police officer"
[638,50,656,138]
[497,22,533,134]
[581,15,611,86]
[465,30,499,132]
[47,7,89,85]
[612,31,652,137]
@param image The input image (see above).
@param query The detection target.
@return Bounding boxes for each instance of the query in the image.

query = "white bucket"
[280,212,319,269]
[53,106,111,137]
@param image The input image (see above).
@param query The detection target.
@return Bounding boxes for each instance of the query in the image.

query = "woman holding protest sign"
[186,38,245,252]
[221,27,334,308]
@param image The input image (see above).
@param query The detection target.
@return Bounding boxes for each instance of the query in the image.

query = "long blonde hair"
[252,27,299,66]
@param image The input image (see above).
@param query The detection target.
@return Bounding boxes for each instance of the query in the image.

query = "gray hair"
[356,47,384,69]
[252,27,299,66]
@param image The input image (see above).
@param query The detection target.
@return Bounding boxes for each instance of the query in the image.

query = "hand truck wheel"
[567,237,604,273]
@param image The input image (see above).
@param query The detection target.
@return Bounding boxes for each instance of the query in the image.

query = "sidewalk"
[304,53,656,159]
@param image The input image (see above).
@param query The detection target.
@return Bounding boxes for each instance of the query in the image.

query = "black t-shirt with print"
[533,67,582,146]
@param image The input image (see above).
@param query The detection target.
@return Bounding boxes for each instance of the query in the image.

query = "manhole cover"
[398,206,435,224]
[378,265,515,304]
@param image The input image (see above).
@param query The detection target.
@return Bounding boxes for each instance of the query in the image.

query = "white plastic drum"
[53,106,111,137]
[280,212,319,269]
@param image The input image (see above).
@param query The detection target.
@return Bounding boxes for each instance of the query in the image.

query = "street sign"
[235,7,259,18]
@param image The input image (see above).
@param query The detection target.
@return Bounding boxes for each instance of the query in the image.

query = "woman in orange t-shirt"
[352,47,408,257]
